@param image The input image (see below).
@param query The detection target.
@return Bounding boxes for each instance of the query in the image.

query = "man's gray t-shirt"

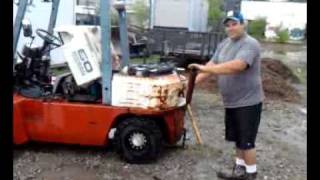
[211,33,264,108]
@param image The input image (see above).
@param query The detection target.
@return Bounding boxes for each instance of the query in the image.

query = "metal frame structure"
[13,0,131,105]
[100,0,112,104]
[13,0,61,66]
[13,0,29,64]
[43,0,61,52]
[13,1,193,162]
[101,0,130,104]
[47,0,61,34]
[117,6,130,68]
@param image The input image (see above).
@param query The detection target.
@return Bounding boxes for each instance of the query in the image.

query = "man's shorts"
[225,102,262,150]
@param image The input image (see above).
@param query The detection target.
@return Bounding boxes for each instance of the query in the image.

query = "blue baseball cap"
[223,11,244,25]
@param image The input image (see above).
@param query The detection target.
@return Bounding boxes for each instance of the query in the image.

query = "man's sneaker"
[216,164,246,179]
[243,172,257,180]
[218,172,258,180]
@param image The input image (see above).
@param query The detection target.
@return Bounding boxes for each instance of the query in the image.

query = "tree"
[131,0,149,28]
[110,9,119,26]
[207,0,224,31]
[248,17,267,39]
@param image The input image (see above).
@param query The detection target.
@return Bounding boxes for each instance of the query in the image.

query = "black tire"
[114,117,163,164]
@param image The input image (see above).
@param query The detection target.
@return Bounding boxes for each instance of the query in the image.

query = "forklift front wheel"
[114,118,163,164]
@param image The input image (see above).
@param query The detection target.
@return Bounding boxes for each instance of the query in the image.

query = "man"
[188,11,264,180]
[111,42,121,70]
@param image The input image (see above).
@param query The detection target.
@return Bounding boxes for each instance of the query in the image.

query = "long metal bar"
[100,0,112,104]
[117,8,130,68]
[47,0,60,34]
[13,0,29,65]
[42,0,61,54]
[149,0,153,29]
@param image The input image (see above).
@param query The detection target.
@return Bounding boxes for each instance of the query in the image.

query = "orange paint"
[13,94,186,146]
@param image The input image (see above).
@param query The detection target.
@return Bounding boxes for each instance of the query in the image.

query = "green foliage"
[248,18,267,39]
[131,0,149,28]
[110,9,119,26]
[131,55,160,64]
[207,0,224,27]
[276,29,290,43]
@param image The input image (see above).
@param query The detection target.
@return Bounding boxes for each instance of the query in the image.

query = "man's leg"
[243,148,256,165]
[236,148,245,164]
[217,108,246,179]
[236,103,262,180]
[224,148,257,180]
[235,148,246,169]
[217,103,262,179]
[243,148,257,177]
[226,109,246,169]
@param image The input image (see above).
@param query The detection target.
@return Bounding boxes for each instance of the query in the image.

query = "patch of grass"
[130,55,160,64]
[51,66,70,76]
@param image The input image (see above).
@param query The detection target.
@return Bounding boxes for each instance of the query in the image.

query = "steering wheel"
[36,29,62,47]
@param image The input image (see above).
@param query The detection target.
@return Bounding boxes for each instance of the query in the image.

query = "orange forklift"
[13,0,198,163]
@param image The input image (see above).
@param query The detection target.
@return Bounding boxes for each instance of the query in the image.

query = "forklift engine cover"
[112,72,187,109]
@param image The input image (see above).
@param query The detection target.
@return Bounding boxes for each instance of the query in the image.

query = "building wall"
[241,1,306,29]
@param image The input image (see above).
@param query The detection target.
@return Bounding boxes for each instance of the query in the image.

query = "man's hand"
[189,60,247,75]
[188,61,216,84]
[188,63,205,72]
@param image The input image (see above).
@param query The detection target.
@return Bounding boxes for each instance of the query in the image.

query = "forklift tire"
[114,118,163,164]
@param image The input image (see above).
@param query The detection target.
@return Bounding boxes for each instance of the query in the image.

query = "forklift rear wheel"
[114,118,163,164]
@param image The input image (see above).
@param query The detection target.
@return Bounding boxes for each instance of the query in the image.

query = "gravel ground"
[13,42,307,180]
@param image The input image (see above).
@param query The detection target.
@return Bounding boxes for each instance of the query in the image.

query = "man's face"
[224,20,245,40]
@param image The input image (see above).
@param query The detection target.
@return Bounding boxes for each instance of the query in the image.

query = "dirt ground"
[13,42,307,180]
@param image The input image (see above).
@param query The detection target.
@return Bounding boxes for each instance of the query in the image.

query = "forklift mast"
[14,0,130,105]
[13,0,29,64]
[100,0,113,105]
[117,5,130,68]
[13,0,61,65]
[46,0,61,37]
[100,0,130,105]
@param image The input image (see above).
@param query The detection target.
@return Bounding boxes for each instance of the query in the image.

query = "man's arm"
[189,59,248,75]
[189,39,259,75]
[194,61,215,84]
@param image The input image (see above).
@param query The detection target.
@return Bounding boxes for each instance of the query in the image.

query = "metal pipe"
[100,0,112,104]
[47,0,60,34]
[117,7,130,68]
[42,0,61,55]
[186,68,197,105]
[13,0,28,65]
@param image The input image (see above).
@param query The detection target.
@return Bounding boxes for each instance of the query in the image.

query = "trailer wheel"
[114,118,163,163]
